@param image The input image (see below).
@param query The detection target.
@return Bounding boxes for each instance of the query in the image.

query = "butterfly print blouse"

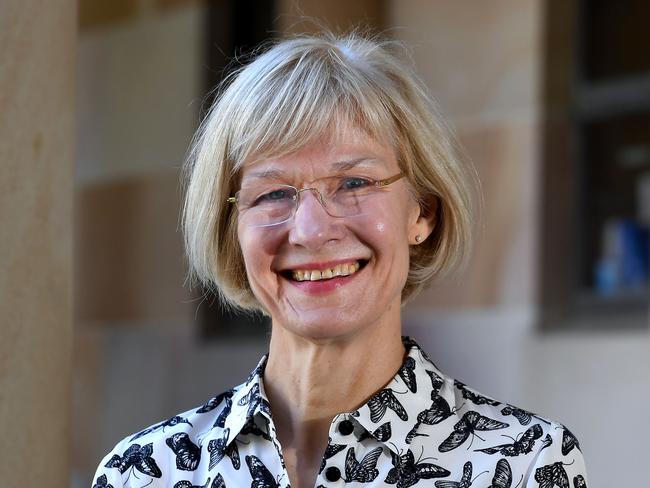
[92,337,588,487]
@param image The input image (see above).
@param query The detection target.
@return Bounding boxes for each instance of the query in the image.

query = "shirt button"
[325,466,341,482]
[338,420,354,436]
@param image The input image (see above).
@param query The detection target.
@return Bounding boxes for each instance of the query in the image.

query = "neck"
[263,300,406,453]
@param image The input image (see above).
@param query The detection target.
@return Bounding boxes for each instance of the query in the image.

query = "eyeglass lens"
[237,175,378,227]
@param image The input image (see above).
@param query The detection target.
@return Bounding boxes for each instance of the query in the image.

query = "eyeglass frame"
[226,171,406,226]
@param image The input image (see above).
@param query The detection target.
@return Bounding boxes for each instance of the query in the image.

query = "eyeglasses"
[227,172,405,227]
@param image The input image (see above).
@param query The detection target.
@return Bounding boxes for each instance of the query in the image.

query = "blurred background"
[2,1,649,487]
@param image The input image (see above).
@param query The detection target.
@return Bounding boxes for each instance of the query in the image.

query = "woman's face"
[236,129,433,341]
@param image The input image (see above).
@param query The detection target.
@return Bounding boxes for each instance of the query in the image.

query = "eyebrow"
[243,157,381,182]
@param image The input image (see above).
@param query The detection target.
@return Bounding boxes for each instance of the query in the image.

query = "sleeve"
[90,439,127,488]
[524,422,588,488]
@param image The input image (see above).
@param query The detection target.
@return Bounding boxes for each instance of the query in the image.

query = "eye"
[339,176,372,191]
[253,188,294,205]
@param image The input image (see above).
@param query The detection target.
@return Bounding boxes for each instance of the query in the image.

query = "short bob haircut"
[182,31,473,312]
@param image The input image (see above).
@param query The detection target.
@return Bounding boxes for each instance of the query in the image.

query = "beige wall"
[276,0,384,33]
[393,0,542,309]
[0,0,75,486]
[75,3,201,323]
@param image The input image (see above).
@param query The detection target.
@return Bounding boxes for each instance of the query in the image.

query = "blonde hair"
[182,32,474,311]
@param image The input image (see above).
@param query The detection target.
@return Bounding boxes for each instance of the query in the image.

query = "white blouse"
[92,337,588,488]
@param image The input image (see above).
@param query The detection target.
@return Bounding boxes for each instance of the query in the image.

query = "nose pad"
[296,188,330,217]
[289,188,340,249]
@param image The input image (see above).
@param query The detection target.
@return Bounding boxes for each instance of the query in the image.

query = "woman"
[92,33,587,488]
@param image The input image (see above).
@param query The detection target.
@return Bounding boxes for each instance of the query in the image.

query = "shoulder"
[444,378,588,486]
[524,419,588,487]
[91,385,241,488]
[126,385,239,445]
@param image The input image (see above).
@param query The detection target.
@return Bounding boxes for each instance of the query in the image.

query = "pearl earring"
[414,235,422,243]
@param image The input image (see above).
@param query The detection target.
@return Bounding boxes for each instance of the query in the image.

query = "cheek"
[260,231,286,256]
[367,199,414,274]
[238,224,285,277]
[368,199,413,243]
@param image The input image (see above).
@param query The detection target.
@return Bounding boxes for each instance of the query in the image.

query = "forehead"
[240,130,397,181]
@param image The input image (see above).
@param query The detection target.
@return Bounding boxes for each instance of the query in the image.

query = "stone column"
[0,1,75,486]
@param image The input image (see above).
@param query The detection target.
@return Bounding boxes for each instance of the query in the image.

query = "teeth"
[291,261,362,282]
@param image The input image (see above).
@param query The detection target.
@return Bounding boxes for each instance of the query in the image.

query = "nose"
[288,188,342,250]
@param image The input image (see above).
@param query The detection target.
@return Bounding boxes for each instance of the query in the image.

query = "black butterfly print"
[166,432,201,471]
[403,336,418,349]
[319,438,346,473]
[211,473,226,488]
[246,455,279,488]
[434,461,474,488]
[259,397,272,417]
[173,478,211,488]
[385,448,450,488]
[573,475,587,488]
[406,395,454,444]
[208,429,228,469]
[475,424,543,456]
[454,381,501,407]
[500,405,532,425]
[427,370,445,393]
[105,443,162,479]
[500,405,550,426]
[92,474,114,488]
[130,416,194,441]
[541,433,553,451]
[240,417,272,441]
[534,461,570,488]
[344,446,383,482]
[213,395,233,428]
[226,442,240,470]
[561,427,580,455]
[439,411,509,452]
[208,428,240,470]
[368,389,408,423]
[487,458,513,488]
[238,383,262,418]
[197,389,234,414]
[398,357,418,393]
[359,422,392,442]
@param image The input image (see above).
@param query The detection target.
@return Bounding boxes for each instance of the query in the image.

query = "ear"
[408,195,438,245]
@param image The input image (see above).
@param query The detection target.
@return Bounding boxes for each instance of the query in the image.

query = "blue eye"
[254,188,294,205]
[340,177,372,190]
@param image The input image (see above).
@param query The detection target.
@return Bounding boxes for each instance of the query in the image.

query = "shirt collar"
[348,336,459,457]
[219,354,273,448]
[209,337,458,456]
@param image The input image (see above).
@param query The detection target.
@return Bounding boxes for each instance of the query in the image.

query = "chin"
[279,309,368,342]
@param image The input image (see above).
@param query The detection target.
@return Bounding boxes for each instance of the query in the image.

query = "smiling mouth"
[282,260,368,282]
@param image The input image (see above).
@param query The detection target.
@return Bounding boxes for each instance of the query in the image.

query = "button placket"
[324,466,342,482]
[318,415,353,485]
